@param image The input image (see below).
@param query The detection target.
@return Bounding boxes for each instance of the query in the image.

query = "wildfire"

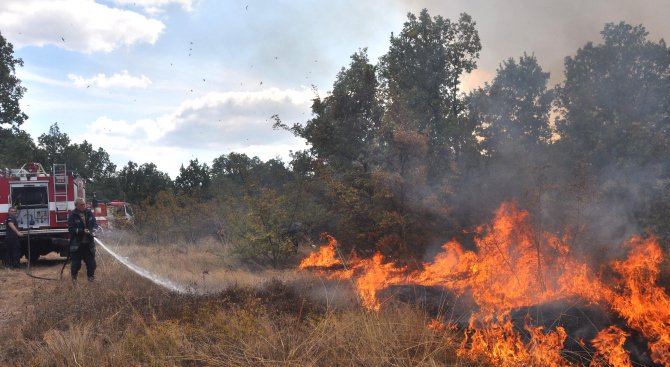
[298,234,342,270]
[299,202,670,366]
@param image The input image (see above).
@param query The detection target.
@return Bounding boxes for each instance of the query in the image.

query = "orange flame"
[590,326,632,367]
[602,236,670,365]
[300,202,670,366]
[298,234,343,270]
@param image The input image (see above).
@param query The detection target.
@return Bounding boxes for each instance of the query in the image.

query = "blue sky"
[1,0,669,177]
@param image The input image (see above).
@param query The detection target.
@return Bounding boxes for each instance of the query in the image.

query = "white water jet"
[95,237,190,293]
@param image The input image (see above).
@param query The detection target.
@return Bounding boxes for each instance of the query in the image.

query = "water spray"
[94,237,189,293]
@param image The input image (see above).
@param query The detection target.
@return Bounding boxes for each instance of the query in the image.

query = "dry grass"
[0,237,473,367]
[99,233,319,292]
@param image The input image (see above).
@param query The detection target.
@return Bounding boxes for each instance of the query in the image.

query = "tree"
[0,31,27,128]
[0,128,35,167]
[555,22,670,170]
[285,49,382,173]
[175,159,211,196]
[470,53,553,157]
[554,22,670,248]
[378,9,481,180]
[116,161,172,204]
[0,31,31,168]
[35,123,70,167]
[34,123,116,188]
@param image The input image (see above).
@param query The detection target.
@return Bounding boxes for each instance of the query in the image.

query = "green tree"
[554,22,670,248]
[0,31,27,128]
[0,128,35,167]
[34,123,117,194]
[555,22,670,169]
[276,50,383,255]
[116,161,173,204]
[35,123,70,168]
[0,31,31,168]
[175,159,211,196]
[470,54,553,157]
[378,9,481,180]
[284,49,382,173]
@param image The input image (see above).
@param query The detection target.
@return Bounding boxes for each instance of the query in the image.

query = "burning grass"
[299,202,670,366]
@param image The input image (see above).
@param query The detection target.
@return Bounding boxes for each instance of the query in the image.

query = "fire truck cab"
[0,163,84,262]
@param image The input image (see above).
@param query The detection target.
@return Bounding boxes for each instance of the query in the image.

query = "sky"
[1,0,669,178]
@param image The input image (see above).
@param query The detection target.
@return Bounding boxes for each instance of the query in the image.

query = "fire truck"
[0,162,84,262]
[105,201,134,228]
[91,200,134,232]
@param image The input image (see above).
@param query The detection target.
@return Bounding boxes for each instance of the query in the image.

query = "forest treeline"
[1,9,668,268]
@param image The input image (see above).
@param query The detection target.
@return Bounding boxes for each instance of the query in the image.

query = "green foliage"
[0,31,27,128]
[35,123,70,167]
[470,53,554,157]
[555,22,670,169]
[209,153,317,267]
[175,158,211,196]
[0,127,35,167]
[295,49,382,172]
[34,123,116,181]
[134,190,218,244]
[232,188,296,268]
[114,161,173,204]
[378,9,481,179]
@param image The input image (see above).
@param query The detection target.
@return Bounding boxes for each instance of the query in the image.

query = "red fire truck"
[90,198,134,233]
[0,162,85,261]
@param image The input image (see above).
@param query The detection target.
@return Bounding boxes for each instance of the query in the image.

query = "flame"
[460,316,569,367]
[298,234,342,269]
[602,236,670,365]
[427,318,447,332]
[299,202,670,366]
[351,253,407,311]
[590,326,632,367]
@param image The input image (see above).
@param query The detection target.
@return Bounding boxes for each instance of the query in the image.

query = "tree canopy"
[0,32,26,128]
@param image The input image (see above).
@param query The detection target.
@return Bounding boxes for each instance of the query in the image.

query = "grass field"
[0,235,470,367]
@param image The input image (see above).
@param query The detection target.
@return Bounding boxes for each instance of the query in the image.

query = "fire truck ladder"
[53,164,69,222]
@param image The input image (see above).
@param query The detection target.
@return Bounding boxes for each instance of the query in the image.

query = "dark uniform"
[67,207,97,281]
[284,222,310,253]
[4,214,21,268]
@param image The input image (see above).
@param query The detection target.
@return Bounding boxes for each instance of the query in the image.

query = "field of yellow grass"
[0,234,470,367]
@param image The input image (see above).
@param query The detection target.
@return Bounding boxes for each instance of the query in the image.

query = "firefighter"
[68,198,98,282]
[283,222,311,253]
[4,207,23,269]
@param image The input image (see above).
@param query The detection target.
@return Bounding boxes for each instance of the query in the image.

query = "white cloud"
[88,115,176,142]
[83,87,314,177]
[114,0,193,13]
[68,70,152,88]
[0,0,165,53]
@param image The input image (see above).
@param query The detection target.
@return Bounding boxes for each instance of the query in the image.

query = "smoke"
[396,0,670,87]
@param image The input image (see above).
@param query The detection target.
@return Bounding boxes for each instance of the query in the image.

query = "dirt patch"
[0,255,68,331]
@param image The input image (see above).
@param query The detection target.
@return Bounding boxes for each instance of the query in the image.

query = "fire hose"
[21,224,101,281]
[21,227,187,292]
